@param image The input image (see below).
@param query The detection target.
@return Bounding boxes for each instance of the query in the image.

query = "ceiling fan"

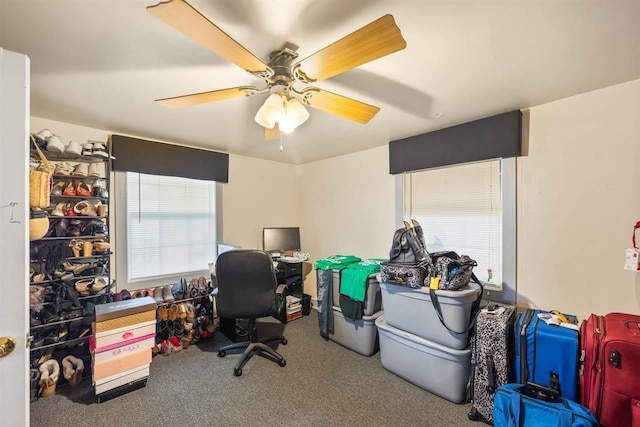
[147,0,407,140]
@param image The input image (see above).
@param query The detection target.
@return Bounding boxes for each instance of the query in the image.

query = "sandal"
[197,276,208,295]
[74,278,93,296]
[188,278,199,298]
[69,239,82,257]
[157,306,168,320]
[89,276,109,294]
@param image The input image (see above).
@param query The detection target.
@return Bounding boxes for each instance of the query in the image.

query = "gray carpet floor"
[31,312,479,427]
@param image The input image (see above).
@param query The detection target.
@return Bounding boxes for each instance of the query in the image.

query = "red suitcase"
[580,312,640,427]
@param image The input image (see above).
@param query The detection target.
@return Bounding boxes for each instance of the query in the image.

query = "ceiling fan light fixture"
[279,98,309,133]
[254,93,285,128]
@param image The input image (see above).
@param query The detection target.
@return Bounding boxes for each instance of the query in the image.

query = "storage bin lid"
[379,281,481,305]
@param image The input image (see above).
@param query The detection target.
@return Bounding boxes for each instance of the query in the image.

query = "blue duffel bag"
[493,383,599,427]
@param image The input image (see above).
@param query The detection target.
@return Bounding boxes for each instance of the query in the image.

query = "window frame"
[394,157,516,303]
[114,172,222,290]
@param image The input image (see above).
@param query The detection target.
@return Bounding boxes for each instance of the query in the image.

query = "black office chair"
[216,249,288,376]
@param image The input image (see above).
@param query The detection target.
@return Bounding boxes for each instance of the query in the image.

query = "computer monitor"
[217,243,239,258]
[262,227,301,254]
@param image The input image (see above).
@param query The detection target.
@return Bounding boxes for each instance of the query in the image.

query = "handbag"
[379,259,429,288]
[388,219,428,263]
[428,251,478,291]
[29,209,49,241]
[29,135,52,209]
[493,383,599,427]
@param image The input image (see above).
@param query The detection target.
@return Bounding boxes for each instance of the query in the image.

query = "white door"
[0,48,30,426]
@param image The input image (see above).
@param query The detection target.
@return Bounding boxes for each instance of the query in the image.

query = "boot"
[62,355,84,388]
[38,359,60,397]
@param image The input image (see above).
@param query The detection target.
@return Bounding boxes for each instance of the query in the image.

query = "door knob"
[0,337,16,358]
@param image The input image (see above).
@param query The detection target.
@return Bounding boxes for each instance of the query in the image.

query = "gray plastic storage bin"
[375,316,471,403]
[328,308,382,356]
[379,281,481,349]
[332,271,382,316]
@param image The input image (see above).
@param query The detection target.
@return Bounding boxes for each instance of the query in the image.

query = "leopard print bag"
[468,303,516,424]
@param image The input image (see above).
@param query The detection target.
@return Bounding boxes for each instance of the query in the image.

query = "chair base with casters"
[217,318,287,376]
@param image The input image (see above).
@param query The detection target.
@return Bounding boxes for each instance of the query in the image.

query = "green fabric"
[339,259,385,302]
[314,254,361,271]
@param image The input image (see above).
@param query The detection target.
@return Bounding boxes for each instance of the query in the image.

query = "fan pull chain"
[279,129,284,152]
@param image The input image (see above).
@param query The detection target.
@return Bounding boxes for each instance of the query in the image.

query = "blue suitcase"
[514,309,580,402]
[493,383,598,427]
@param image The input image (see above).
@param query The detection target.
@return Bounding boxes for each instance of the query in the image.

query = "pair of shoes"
[39,359,60,397]
[53,162,73,176]
[131,288,152,298]
[88,162,106,178]
[65,141,82,156]
[46,135,64,153]
[188,278,199,298]
[73,200,97,216]
[111,289,131,302]
[89,142,109,158]
[153,287,164,304]
[162,285,175,303]
[75,276,109,296]
[61,355,84,388]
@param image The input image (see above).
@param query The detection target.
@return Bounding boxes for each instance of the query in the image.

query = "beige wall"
[517,79,640,320]
[221,154,300,250]
[299,145,396,298]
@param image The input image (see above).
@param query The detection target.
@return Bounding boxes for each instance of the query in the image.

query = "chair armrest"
[275,284,288,316]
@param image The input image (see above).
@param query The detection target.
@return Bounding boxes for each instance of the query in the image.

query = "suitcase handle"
[624,320,640,330]
[517,382,563,403]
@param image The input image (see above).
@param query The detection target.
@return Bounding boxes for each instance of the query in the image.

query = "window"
[399,158,516,302]
[124,172,216,281]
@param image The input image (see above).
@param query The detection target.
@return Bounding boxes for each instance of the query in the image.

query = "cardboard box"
[93,320,156,350]
[92,348,152,381]
[94,365,149,395]
[94,296,156,322]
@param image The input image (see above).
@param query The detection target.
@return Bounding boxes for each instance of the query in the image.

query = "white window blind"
[406,159,502,286]
[126,172,216,280]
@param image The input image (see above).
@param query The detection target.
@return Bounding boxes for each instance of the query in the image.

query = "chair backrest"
[216,249,279,319]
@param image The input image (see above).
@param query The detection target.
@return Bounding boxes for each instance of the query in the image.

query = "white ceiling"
[1,0,639,164]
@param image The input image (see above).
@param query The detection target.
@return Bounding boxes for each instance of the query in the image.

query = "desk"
[275,260,304,322]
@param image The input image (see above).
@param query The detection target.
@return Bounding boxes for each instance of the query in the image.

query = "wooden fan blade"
[156,86,257,108]
[265,123,280,141]
[300,88,380,124]
[147,0,269,74]
[293,14,406,82]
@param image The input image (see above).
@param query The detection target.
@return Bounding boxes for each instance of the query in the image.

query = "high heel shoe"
[69,239,82,257]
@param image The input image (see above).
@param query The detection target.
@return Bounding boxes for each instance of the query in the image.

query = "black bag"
[388,220,428,263]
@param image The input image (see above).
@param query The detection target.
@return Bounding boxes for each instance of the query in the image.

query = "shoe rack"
[29,137,113,396]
